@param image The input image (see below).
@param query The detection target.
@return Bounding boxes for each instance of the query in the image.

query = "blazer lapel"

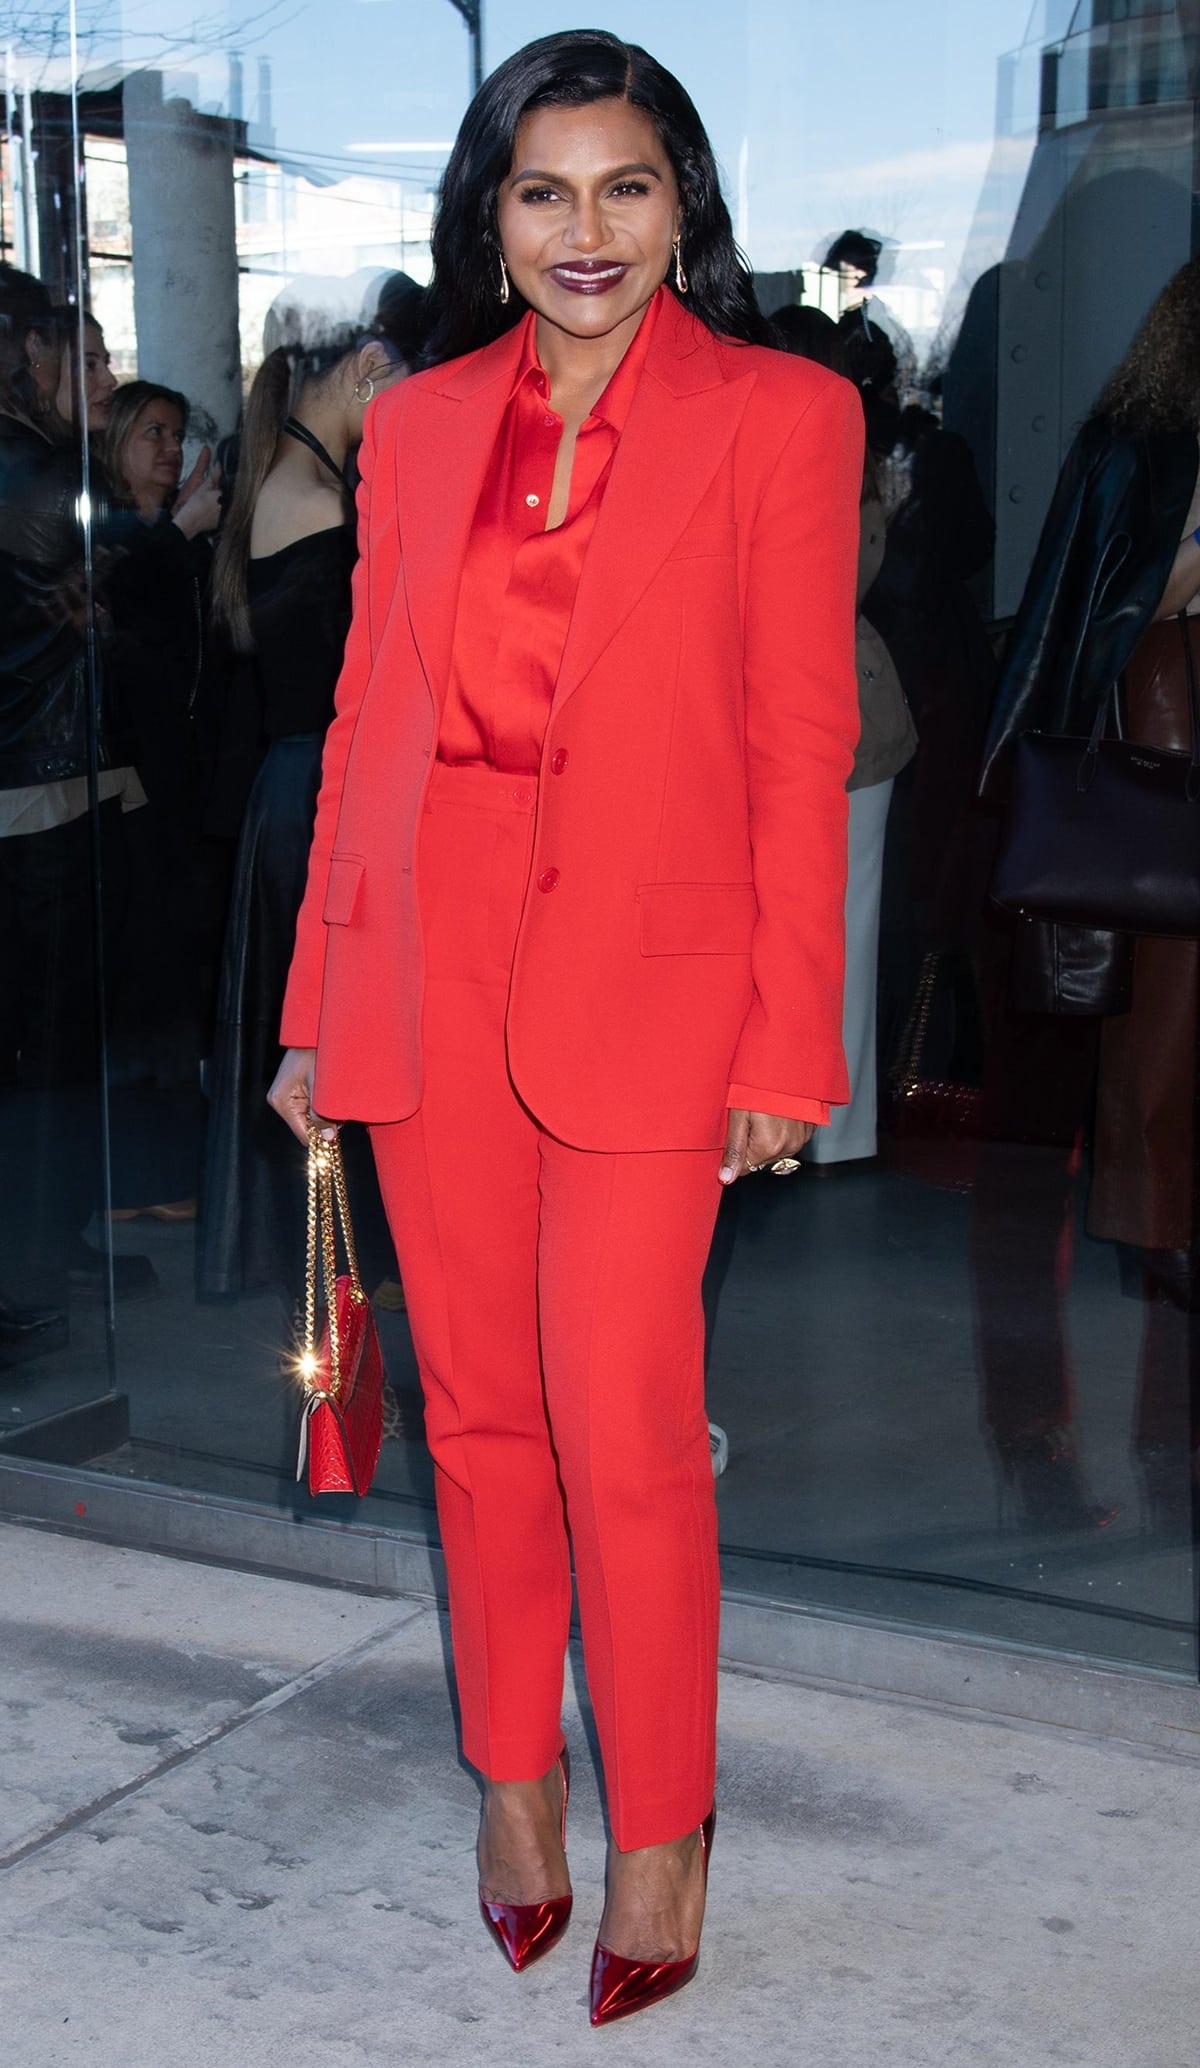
[553,298,757,713]
[392,325,525,705]
[391,298,757,713]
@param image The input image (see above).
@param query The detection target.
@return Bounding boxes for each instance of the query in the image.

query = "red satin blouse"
[437,290,659,773]
[436,287,827,1130]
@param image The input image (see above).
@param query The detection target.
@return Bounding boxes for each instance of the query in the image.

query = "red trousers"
[369,764,721,1849]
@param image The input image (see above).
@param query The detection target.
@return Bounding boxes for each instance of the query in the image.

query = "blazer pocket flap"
[323,854,365,926]
[639,882,758,956]
[665,522,734,561]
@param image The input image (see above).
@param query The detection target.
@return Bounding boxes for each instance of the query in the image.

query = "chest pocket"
[664,522,734,562]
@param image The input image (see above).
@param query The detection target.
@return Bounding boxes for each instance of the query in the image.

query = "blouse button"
[525,492,540,507]
[550,748,569,775]
[538,868,560,893]
[512,786,534,805]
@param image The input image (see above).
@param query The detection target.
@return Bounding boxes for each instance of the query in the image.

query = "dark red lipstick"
[548,260,630,295]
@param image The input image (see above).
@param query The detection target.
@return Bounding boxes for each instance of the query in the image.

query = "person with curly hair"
[982,256,1200,1509]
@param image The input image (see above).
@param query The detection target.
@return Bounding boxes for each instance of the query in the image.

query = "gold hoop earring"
[354,375,375,404]
[497,252,510,306]
[673,236,689,295]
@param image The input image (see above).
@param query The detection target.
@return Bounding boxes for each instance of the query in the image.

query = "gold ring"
[746,1162,764,1173]
[770,1157,801,1176]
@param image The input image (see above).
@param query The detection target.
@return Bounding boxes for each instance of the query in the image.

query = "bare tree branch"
[4,0,301,92]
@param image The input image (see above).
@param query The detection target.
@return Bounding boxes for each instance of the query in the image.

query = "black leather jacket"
[0,411,97,789]
[0,412,132,790]
[981,417,1198,793]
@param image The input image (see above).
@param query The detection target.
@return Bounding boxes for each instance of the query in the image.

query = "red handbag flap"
[302,1275,385,1497]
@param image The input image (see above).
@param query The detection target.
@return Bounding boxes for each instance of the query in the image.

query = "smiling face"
[496,99,681,344]
[122,397,186,512]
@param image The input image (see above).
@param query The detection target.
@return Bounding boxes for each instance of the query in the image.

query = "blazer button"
[550,747,569,774]
[538,868,560,893]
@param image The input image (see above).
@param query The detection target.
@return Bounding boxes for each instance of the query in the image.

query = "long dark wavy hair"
[424,30,767,362]
[0,265,61,424]
[1095,257,1200,433]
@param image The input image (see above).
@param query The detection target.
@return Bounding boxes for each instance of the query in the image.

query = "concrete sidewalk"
[0,1521,1194,2068]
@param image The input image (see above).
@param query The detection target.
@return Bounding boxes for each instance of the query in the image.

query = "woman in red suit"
[270,30,860,2025]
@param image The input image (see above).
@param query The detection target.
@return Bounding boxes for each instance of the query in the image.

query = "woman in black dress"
[198,304,422,1299]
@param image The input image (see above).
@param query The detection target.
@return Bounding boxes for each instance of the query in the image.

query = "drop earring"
[673,236,688,295]
[497,252,511,306]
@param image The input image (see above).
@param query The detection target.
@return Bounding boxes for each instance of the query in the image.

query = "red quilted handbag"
[294,1125,384,1497]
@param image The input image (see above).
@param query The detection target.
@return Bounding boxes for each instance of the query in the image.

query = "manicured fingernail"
[718,1166,735,1184]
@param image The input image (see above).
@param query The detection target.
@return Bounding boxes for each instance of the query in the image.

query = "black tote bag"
[991,612,1200,939]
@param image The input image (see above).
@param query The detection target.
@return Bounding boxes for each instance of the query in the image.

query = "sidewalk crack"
[0,1605,428,1874]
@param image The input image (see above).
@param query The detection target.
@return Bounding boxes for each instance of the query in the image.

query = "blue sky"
[279,1,1034,259]
[94,0,1037,326]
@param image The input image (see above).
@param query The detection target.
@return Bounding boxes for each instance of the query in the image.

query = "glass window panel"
[1,0,1193,1681]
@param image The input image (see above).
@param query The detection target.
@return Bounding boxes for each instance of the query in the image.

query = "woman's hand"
[718,1109,815,1185]
[172,447,222,538]
[267,1047,337,1146]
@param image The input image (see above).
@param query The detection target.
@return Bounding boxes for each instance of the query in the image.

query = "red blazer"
[281,289,863,1151]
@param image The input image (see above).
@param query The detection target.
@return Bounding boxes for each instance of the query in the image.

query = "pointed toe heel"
[480,1888,573,1971]
[588,1807,716,2027]
[479,1748,572,1973]
[589,1940,698,2026]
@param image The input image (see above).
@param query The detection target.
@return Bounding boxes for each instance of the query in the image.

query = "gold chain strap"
[888,950,940,1096]
[302,1124,365,1402]
[328,1131,363,1298]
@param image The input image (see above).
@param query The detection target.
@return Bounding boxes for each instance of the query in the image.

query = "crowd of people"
[0,244,931,1364]
[3,19,1199,2021]
[1,234,1196,1529]
[0,264,427,1353]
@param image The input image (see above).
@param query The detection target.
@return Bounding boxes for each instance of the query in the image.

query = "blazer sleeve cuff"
[279,989,320,1053]
[727,1084,830,1126]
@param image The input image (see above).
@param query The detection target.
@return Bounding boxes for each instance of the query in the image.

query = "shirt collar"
[509,286,664,429]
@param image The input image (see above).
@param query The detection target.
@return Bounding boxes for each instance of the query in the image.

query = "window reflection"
[0,2,1194,1676]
